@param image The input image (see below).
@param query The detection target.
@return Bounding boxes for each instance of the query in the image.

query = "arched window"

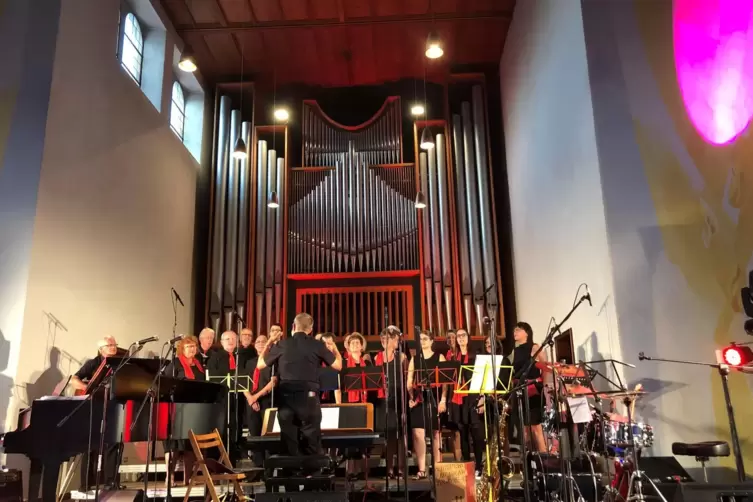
[120,13,144,84]
[170,82,186,139]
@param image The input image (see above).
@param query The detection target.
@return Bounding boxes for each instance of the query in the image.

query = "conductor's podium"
[249,403,380,492]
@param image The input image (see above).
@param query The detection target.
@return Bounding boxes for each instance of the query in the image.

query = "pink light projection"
[673,0,753,145]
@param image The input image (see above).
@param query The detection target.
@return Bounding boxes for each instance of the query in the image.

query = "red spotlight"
[722,345,753,366]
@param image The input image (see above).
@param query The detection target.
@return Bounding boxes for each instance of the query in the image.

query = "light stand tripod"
[639,352,746,482]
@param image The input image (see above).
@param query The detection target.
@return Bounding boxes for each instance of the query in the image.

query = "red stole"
[252,368,261,392]
[179,355,203,380]
[346,355,367,403]
[374,351,391,399]
[228,351,236,370]
[451,351,470,405]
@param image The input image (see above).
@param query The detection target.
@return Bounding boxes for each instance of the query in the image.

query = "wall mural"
[616,0,753,468]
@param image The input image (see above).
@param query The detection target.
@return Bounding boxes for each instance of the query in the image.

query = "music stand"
[207,373,251,464]
[454,357,513,502]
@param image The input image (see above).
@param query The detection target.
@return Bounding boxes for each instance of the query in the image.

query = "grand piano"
[3,357,227,502]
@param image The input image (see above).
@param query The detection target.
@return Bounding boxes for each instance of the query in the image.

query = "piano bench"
[264,454,333,471]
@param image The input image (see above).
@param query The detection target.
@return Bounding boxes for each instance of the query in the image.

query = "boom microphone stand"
[639,352,746,481]
[389,325,410,502]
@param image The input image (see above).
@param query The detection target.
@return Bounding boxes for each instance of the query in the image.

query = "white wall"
[500,0,621,371]
[8,0,200,429]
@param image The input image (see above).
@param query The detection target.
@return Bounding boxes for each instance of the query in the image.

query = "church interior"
[2,0,753,500]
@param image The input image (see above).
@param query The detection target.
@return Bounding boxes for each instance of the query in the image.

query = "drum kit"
[528,359,666,502]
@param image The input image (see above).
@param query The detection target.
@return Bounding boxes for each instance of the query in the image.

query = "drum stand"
[622,395,667,502]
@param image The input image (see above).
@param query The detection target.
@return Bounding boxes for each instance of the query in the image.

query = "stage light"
[178,52,197,72]
[414,191,426,209]
[274,108,290,122]
[425,31,443,59]
[268,191,279,208]
[420,127,434,150]
[232,137,247,160]
[411,104,425,116]
[721,344,753,367]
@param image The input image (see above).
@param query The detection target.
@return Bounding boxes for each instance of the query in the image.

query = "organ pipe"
[223,110,241,330]
[461,102,486,332]
[452,115,473,330]
[236,121,251,327]
[209,96,230,334]
[435,133,454,329]
[254,140,268,336]
[419,152,434,333]
[472,85,497,299]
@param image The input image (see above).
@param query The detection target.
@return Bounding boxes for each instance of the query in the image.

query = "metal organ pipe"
[209,96,230,334]
[435,133,454,329]
[224,110,241,331]
[419,152,434,333]
[472,85,497,299]
[254,140,268,337]
[274,156,285,323]
[452,115,473,330]
[236,121,251,328]
[427,141,444,334]
[461,102,485,332]
[265,149,277,330]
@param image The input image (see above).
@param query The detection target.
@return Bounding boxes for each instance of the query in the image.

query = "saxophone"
[477,398,515,502]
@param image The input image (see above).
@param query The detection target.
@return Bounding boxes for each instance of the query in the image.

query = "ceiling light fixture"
[274,108,290,122]
[268,191,279,208]
[415,191,427,209]
[232,137,247,160]
[178,51,197,72]
[411,104,425,116]
[420,127,435,150]
[425,31,444,59]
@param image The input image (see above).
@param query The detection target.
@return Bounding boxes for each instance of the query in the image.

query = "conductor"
[257,312,343,456]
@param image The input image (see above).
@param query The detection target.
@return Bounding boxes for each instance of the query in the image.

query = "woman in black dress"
[374,328,407,478]
[509,321,547,452]
[407,330,448,480]
[163,335,205,485]
[449,328,486,475]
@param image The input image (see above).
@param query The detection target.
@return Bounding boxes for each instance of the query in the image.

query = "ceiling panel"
[279,0,309,21]
[372,0,403,17]
[216,0,256,22]
[185,0,224,24]
[342,0,371,18]
[248,0,284,21]
[163,0,195,25]
[309,0,339,20]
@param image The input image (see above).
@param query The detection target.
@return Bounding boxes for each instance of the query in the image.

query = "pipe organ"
[206,80,503,340]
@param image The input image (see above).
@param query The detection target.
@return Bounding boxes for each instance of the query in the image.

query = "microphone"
[384,307,389,327]
[388,325,403,337]
[638,352,648,361]
[585,285,593,307]
[136,336,159,346]
[171,288,185,307]
[169,335,183,345]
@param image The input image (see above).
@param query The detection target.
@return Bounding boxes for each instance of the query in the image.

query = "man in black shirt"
[69,336,119,392]
[257,313,342,456]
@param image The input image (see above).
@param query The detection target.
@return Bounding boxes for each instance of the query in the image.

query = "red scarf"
[179,355,203,380]
[374,351,390,399]
[228,351,236,370]
[451,351,470,405]
[252,368,261,392]
[346,354,367,403]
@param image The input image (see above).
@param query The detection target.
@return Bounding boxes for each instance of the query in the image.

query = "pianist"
[69,336,121,492]
[69,336,118,392]
[257,312,342,457]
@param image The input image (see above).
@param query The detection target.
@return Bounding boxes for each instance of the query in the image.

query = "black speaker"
[656,482,753,502]
[639,456,693,483]
[255,493,349,502]
[0,469,22,502]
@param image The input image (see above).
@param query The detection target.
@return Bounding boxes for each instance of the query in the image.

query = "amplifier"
[656,482,753,502]
[255,492,349,502]
[0,469,22,502]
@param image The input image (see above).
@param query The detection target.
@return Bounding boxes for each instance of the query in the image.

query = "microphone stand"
[166,291,180,501]
[478,284,508,502]
[394,330,410,502]
[417,339,439,502]
[639,353,746,481]
[57,343,140,502]
[130,342,171,502]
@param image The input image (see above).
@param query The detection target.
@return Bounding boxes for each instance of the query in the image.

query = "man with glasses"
[69,336,119,392]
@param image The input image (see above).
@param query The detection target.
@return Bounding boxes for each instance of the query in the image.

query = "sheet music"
[469,355,504,392]
[567,397,592,423]
[272,407,341,433]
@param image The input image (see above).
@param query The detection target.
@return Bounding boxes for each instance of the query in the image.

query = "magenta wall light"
[673,0,753,145]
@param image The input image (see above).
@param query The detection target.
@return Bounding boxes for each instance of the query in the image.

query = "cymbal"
[600,390,647,400]
[536,361,565,372]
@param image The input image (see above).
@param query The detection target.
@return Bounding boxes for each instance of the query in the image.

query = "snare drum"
[615,423,654,448]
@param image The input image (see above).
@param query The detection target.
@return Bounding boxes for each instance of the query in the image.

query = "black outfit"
[449,352,485,472]
[510,342,543,426]
[264,332,335,456]
[244,356,275,466]
[374,351,406,438]
[75,355,120,491]
[197,347,215,368]
[207,349,248,462]
[162,359,206,452]
[410,352,442,430]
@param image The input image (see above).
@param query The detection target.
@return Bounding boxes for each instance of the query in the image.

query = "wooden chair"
[184,428,247,502]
